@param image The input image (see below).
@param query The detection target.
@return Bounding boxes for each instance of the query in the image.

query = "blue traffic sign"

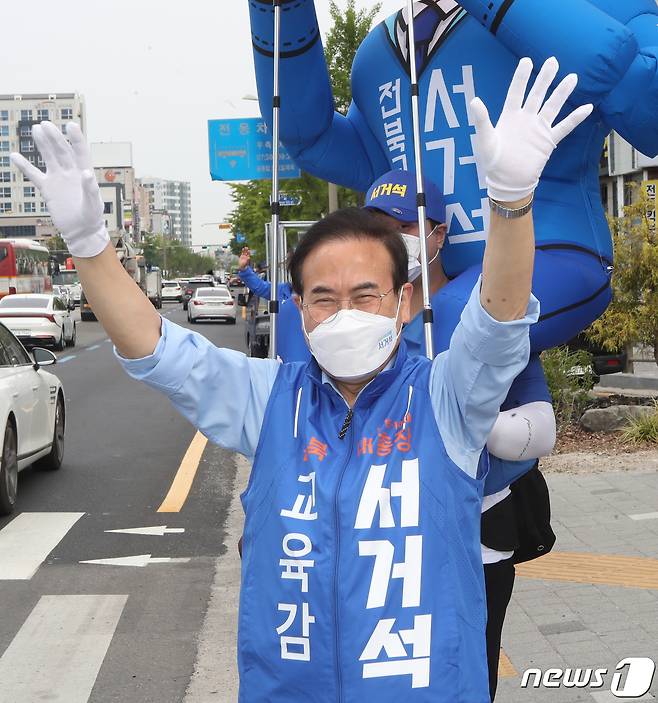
[208,117,301,182]
[279,192,302,207]
[236,232,246,243]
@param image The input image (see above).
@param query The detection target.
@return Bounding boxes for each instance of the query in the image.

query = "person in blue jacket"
[238,247,293,302]
[236,171,556,698]
[237,246,305,362]
[12,60,593,700]
[248,0,658,353]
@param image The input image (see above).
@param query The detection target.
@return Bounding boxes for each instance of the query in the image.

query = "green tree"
[587,187,658,363]
[325,0,382,114]
[141,234,215,278]
[227,0,381,260]
[228,173,359,262]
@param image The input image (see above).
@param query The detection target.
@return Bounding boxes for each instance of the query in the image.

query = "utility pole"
[328,182,339,213]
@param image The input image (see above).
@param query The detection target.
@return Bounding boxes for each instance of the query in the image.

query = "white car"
[0,322,65,515]
[52,285,72,310]
[66,282,82,306]
[187,287,237,324]
[0,294,76,350]
[161,280,183,302]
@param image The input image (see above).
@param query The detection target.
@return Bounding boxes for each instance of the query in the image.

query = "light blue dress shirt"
[116,280,539,477]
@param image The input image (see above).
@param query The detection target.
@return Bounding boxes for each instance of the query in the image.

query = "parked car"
[240,291,270,357]
[187,287,237,324]
[0,322,66,515]
[182,278,215,310]
[567,333,626,381]
[161,280,183,302]
[0,294,76,350]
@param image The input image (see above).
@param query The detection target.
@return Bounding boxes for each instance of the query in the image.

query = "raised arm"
[238,248,272,298]
[248,0,387,190]
[473,57,592,320]
[598,1,658,155]
[458,0,658,155]
[11,122,161,359]
[430,58,592,474]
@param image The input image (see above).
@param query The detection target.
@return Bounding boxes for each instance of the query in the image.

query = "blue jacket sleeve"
[239,266,271,298]
[429,279,540,478]
[458,0,658,155]
[248,0,388,191]
[115,317,280,459]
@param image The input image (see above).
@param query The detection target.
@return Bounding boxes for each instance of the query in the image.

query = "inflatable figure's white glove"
[470,57,593,203]
[10,122,109,258]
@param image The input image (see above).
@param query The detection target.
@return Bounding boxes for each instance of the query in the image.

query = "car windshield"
[0,297,49,309]
[163,282,178,288]
[187,281,211,290]
[53,271,80,285]
[197,288,230,298]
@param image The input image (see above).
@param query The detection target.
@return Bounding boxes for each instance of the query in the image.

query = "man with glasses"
[11,58,592,701]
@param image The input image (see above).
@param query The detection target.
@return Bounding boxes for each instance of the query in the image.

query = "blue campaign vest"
[239,345,490,702]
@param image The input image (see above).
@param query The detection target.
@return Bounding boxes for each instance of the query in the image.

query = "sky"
[3,0,403,246]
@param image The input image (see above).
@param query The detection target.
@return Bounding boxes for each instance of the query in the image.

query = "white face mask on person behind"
[401,226,439,282]
[303,290,404,383]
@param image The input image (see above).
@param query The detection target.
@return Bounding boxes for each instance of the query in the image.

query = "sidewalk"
[497,467,658,702]
[186,459,658,702]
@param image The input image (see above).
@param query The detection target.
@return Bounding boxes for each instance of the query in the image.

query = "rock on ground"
[580,404,654,433]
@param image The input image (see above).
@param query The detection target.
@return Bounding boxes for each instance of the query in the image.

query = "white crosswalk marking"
[0,594,127,703]
[0,512,84,580]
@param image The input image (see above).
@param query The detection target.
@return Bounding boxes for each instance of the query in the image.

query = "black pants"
[484,557,516,701]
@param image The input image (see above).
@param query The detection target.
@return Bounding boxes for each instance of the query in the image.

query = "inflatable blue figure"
[248,0,658,351]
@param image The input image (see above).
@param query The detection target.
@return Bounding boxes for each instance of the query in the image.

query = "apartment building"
[0,93,85,239]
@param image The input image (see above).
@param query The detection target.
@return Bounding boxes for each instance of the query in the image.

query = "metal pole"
[268,0,282,359]
[406,0,434,360]
[328,182,339,213]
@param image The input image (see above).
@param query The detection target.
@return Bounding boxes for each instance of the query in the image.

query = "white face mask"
[401,226,440,282]
[303,290,404,382]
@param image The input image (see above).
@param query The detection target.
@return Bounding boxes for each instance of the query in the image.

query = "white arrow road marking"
[0,512,85,580]
[105,526,185,536]
[80,554,191,567]
[629,511,658,521]
[0,594,127,703]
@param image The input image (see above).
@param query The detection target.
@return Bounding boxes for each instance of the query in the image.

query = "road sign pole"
[269,0,282,360]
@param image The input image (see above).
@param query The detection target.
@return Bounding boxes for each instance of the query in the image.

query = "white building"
[90,141,144,241]
[0,93,86,239]
[600,131,658,218]
[138,177,192,247]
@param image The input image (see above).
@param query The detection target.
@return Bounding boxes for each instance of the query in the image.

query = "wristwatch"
[488,195,534,219]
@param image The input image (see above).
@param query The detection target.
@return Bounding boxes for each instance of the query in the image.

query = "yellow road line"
[157,431,208,513]
[516,551,658,589]
[498,649,518,679]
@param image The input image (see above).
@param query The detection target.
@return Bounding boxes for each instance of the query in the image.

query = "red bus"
[0,239,53,300]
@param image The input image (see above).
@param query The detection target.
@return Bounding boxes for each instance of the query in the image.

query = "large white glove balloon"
[10,122,109,258]
[471,56,594,203]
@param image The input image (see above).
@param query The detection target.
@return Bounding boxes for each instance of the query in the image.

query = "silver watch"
[488,195,534,219]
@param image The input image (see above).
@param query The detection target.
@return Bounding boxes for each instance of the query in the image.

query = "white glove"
[10,121,109,258]
[470,56,594,203]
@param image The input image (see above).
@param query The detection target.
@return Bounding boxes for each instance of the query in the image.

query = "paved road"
[0,301,246,703]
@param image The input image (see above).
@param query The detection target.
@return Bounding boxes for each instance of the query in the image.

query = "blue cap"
[364,169,446,224]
